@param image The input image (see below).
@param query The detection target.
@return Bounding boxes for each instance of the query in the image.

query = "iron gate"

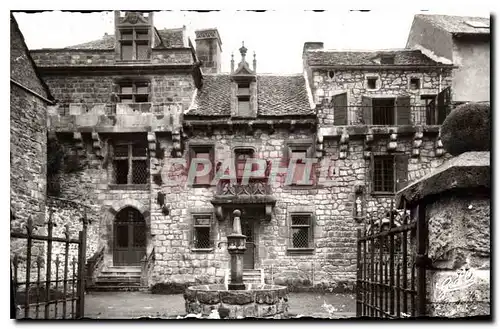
[10,211,88,319]
[356,199,428,318]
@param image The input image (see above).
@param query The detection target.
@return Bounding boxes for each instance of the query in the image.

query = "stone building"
[12,11,470,292]
[10,12,55,270]
[406,14,490,103]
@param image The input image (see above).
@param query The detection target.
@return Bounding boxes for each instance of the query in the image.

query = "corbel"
[227,122,234,135]
[91,132,103,159]
[363,128,374,159]
[289,120,296,133]
[412,129,423,158]
[339,128,349,159]
[435,133,444,157]
[265,204,272,221]
[73,132,85,159]
[247,122,254,136]
[172,130,183,158]
[315,130,324,158]
[268,121,275,135]
[147,132,157,158]
[206,124,213,137]
[387,129,398,152]
[215,205,223,221]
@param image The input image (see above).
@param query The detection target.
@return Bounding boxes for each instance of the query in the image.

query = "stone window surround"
[190,208,215,253]
[286,205,315,254]
[109,139,149,188]
[370,151,407,197]
[283,139,315,189]
[364,73,381,91]
[117,27,151,61]
[408,73,423,91]
[187,142,216,188]
[114,79,151,103]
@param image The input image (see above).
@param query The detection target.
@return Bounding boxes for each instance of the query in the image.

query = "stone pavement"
[83,291,356,319]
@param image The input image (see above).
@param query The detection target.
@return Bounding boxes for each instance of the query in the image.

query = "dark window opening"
[367,77,378,90]
[373,156,395,192]
[113,142,149,185]
[118,82,149,103]
[380,55,395,64]
[193,215,212,249]
[372,98,395,125]
[290,214,312,248]
[410,78,420,90]
[237,83,251,115]
[328,70,335,79]
[234,148,255,181]
[422,95,437,125]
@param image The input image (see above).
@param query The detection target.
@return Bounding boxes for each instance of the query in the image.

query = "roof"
[186,74,314,117]
[415,14,490,35]
[305,49,446,66]
[66,27,186,50]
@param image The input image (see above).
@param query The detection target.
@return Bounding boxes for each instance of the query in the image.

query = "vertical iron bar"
[370,218,375,317]
[363,233,367,316]
[379,219,384,317]
[44,212,54,319]
[13,255,19,319]
[384,261,389,315]
[402,201,408,315]
[416,202,427,317]
[72,258,76,319]
[35,256,42,319]
[396,264,401,317]
[389,201,395,316]
[356,229,362,317]
[411,262,416,317]
[374,261,378,317]
[54,255,60,319]
[76,218,87,319]
[62,224,69,319]
[24,218,33,319]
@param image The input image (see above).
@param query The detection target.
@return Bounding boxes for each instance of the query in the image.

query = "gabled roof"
[186,74,314,117]
[415,14,490,35]
[66,27,186,50]
[305,49,448,67]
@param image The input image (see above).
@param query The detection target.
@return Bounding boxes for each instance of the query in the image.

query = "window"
[119,28,150,60]
[117,81,149,103]
[237,83,251,115]
[410,78,420,90]
[380,55,395,64]
[192,214,213,250]
[422,95,437,125]
[367,77,378,90]
[112,142,149,185]
[285,143,315,186]
[189,145,215,186]
[372,98,395,125]
[234,148,255,181]
[372,154,408,194]
[289,213,314,250]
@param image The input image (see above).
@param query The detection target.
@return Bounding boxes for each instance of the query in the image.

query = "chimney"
[303,42,324,55]
[195,28,222,74]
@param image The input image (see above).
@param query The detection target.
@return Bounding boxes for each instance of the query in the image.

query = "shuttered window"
[362,96,412,125]
[332,92,348,125]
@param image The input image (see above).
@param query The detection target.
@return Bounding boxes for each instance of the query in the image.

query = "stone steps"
[224,269,264,285]
[88,266,144,292]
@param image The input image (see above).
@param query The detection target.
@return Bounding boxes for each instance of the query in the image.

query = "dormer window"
[237,83,251,116]
[380,55,395,65]
[119,28,150,60]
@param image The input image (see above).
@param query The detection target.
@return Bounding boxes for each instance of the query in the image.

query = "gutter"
[11,79,55,104]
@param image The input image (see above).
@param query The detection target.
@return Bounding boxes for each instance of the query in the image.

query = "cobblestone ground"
[83,291,356,319]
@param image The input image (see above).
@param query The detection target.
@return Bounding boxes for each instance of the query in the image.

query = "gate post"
[395,103,490,318]
[76,215,88,319]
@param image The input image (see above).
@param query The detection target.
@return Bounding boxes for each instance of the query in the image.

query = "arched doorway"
[113,207,146,266]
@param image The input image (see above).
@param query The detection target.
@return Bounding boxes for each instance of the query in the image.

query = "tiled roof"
[416,14,490,35]
[186,74,314,117]
[305,49,444,66]
[66,28,186,50]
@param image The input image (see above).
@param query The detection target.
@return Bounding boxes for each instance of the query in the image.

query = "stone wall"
[311,68,453,125]
[147,126,448,291]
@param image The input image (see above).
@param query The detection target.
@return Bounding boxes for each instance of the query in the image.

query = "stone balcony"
[47,102,183,133]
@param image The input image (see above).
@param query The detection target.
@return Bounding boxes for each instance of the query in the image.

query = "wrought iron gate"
[10,211,88,319]
[356,199,428,318]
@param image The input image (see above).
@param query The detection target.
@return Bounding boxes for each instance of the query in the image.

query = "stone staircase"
[225,269,264,285]
[88,266,148,292]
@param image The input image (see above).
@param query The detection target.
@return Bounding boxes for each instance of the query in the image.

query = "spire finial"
[252,51,257,72]
[230,52,235,73]
[239,41,248,61]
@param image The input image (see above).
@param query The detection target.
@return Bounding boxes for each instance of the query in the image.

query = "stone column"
[227,209,246,290]
[396,102,490,318]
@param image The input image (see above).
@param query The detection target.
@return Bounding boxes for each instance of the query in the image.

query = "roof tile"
[416,14,490,35]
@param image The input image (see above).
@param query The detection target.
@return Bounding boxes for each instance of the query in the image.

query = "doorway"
[113,207,146,266]
[241,218,255,269]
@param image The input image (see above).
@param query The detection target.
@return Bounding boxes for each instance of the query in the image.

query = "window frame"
[119,28,151,61]
[188,144,215,187]
[191,212,214,252]
[287,212,315,254]
[372,155,395,194]
[111,141,149,187]
[117,81,150,103]
[284,141,316,187]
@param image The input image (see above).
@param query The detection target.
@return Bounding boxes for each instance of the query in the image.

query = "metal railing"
[85,246,104,289]
[356,199,428,318]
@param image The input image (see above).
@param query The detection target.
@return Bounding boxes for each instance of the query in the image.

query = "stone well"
[184,283,289,319]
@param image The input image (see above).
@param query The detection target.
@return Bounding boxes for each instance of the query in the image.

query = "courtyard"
[83,291,356,319]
